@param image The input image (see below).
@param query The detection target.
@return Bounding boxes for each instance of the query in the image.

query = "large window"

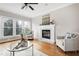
[0,16,31,38]
[4,20,13,36]
[16,21,22,35]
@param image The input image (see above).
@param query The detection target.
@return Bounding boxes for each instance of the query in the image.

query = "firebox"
[42,30,50,39]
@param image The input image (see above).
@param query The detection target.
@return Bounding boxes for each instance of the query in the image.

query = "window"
[16,21,31,35]
[0,16,32,39]
[23,21,32,35]
[16,21,22,35]
[1,16,32,37]
[4,20,13,36]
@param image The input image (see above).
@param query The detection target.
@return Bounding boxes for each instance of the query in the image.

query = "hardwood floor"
[0,39,79,56]
[32,40,79,56]
[32,40,65,56]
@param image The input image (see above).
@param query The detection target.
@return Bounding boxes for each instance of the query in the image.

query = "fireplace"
[42,30,50,39]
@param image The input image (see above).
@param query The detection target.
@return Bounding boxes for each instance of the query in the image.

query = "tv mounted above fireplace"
[42,30,50,39]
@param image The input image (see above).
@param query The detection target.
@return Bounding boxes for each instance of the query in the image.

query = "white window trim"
[0,16,31,40]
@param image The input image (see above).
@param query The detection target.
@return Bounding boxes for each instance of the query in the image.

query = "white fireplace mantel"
[40,24,55,43]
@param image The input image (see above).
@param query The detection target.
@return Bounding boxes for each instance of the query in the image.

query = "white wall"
[0,10,31,21]
[50,4,79,37]
[32,16,42,39]
[32,4,79,40]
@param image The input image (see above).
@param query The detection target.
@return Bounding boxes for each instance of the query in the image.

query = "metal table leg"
[12,51,15,56]
[32,44,34,56]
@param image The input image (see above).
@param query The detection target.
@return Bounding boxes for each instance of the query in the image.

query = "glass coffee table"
[7,41,34,56]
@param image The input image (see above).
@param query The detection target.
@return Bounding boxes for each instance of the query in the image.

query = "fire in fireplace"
[42,30,50,39]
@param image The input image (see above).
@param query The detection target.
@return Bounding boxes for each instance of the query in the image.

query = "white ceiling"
[0,3,73,18]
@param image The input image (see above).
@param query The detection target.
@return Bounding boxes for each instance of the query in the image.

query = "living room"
[0,2,79,57]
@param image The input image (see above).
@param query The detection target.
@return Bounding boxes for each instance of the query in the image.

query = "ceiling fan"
[21,3,38,10]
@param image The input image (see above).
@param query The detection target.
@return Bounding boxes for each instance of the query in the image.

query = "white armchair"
[56,32,79,51]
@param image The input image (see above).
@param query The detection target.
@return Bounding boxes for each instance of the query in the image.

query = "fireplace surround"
[40,25,55,43]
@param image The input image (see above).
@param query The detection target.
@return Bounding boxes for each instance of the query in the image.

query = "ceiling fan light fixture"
[21,3,38,11]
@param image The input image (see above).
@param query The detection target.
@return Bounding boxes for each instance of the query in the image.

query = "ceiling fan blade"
[28,3,38,4]
[21,5,26,9]
[29,5,34,10]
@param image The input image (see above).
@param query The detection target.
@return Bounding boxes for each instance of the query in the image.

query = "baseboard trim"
[0,39,20,44]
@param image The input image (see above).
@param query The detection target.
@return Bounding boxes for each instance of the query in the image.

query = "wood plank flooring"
[32,40,65,56]
[32,40,79,56]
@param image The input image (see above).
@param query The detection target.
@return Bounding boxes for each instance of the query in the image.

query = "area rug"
[0,45,47,56]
